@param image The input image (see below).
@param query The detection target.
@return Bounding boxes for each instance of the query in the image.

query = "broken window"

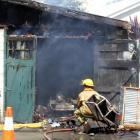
[8,37,35,60]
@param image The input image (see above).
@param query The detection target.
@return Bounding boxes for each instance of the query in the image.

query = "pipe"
[119,124,140,131]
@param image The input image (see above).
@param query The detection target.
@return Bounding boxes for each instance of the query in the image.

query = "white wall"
[0,28,5,122]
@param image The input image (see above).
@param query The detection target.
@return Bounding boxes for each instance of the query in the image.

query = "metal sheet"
[122,87,140,125]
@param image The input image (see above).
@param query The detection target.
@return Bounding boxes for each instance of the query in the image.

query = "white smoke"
[34,0,47,3]
[33,0,107,13]
[34,0,137,19]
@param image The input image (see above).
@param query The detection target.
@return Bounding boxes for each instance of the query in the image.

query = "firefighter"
[74,78,101,125]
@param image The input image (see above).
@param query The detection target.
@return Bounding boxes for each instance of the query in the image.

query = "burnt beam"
[97,60,137,69]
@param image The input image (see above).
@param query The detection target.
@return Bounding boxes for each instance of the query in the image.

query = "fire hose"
[0,120,48,131]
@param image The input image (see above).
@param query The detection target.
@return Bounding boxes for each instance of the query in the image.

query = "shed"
[0,0,139,122]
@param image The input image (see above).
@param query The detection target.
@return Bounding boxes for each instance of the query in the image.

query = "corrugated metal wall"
[122,87,140,124]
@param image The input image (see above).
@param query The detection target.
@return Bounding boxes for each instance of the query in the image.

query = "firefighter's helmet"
[82,79,94,87]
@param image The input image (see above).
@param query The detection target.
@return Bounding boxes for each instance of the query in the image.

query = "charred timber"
[106,39,136,44]
[8,35,37,40]
[1,0,130,29]
[98,60,137,69]
[1,0,43,10]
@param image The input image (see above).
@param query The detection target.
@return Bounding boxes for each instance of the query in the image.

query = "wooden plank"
[95,69,126,84]
[97,44,129,52]
[94,68,137,92]
[96,86,119,92]
[96,60,137,69]
[119,124,140,131]
[106,39,136,44]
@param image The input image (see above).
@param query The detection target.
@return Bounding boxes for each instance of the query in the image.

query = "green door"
[5,36,36,123]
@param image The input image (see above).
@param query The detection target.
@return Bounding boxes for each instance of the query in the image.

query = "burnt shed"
[0,0,139,122]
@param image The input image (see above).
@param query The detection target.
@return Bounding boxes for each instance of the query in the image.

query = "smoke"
[34,0,134,18]
[32,14,96,105]
[7,10,97,106]
[34,0,95,13]
[36,33,94,105]
[8,0,137,107]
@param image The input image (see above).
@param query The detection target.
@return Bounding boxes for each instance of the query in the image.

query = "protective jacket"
[77,87,101,115]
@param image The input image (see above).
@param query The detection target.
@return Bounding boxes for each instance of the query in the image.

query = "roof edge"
[1,0,130,29]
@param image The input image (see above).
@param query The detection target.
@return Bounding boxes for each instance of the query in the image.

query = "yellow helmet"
[82,79,94,87]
